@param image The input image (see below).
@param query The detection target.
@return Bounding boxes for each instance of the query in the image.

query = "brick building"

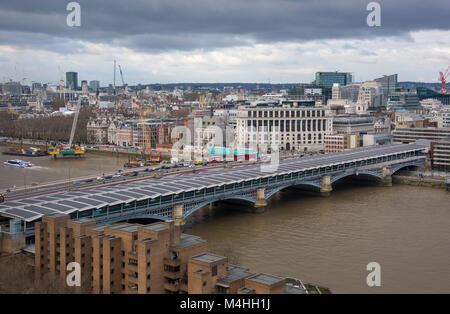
[35,214,319,294]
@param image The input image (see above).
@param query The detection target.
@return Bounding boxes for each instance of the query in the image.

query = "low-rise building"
[430,138,450,171]
[392,127,450,143]
[333,116,375,135]
[324,134,360,153]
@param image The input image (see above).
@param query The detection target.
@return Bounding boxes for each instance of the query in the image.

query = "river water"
[0,146,128,190]
[1,145,449,293]
[185,183,450,293]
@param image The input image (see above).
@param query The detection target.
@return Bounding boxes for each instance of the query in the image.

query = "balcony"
[164,282,179,292]
[163,269,181,280]
[163,257,180,267]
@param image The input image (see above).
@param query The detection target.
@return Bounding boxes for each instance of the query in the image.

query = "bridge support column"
[173,204,186,227]
[254,188,267,211]
[320,175,333,196]
[380,167,392,187]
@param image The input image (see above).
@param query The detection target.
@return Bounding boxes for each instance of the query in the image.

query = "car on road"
[112,174,122,178]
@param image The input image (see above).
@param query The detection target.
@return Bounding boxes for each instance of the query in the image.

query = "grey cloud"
[0,0,448,52]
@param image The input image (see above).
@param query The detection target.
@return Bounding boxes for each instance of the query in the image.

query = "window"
[212,265,218,276]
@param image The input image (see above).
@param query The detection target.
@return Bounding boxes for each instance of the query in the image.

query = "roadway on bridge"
[0,143,427,223]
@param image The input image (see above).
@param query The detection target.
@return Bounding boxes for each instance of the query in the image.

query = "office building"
[392,127,450,143]
[386,91,421,112]
[442,108,450,128]
[332,116,375,135]
[66,72,78,91]
[236,102,333,152]
[315,72,353,89]
[315,72,353,101]
[1,81,22,95]
[374,74,398,107]
[429,138,450,171]
[89,80,100,91]
[416,86,450,106]
[355,81,383,114]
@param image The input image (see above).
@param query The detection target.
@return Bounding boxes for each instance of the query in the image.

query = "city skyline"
[0,0,449,85]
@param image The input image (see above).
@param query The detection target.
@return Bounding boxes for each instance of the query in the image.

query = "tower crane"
[439,66,450,94]
[118,64,126,87]
[68,97,81,147]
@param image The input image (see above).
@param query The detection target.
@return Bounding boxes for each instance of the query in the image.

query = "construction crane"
[68,98,81,147]
[48,97,85,158]
[118,64,126,87]
[439,66,450,94]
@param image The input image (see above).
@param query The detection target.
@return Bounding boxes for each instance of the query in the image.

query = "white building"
[236,102,333,152]
[355,81,382,114]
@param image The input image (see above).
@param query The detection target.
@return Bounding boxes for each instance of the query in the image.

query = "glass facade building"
[315,72,353,89]
[66,72,78,91]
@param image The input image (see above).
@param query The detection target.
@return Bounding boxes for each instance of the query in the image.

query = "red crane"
[439,66,450,94]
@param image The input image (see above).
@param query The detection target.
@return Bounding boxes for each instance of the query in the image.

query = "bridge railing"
[74,151,426,223]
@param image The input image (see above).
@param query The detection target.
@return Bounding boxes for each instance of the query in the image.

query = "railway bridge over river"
[0,143,428,236]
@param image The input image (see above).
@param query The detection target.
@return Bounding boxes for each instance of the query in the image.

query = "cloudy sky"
[0,0,449,86]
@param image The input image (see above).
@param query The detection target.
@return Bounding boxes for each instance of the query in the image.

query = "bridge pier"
[173,204,186,227]
[253,188,268,212]
[380,167,392,187]
[320,175,333,196]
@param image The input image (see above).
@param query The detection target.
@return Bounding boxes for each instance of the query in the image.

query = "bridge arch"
[330,170,383,185]
[389,161,423,175]
[96,213,170,225]
[264,181,322,199]
[184,195,256,218]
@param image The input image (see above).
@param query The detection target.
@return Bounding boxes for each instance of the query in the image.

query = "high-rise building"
[89,80,100,91]
[374,74,398,107]
[1,81,22,95]
[315,72,353,101]
[340,83,361,102]
[81,80,88,92]
[31,82,43,93]
[66,72,78,91]
[315,72,353,89]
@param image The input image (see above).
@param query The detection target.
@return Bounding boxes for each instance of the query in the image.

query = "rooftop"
[246,273,285,286]
[171,234,206,249]
[191,252,227,264]
[219,265,253,283]
[142,222,167,232]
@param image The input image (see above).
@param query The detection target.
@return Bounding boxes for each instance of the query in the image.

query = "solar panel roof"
[0,143,427,222]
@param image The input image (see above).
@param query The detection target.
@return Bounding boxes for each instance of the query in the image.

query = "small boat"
[3,159,34,168]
